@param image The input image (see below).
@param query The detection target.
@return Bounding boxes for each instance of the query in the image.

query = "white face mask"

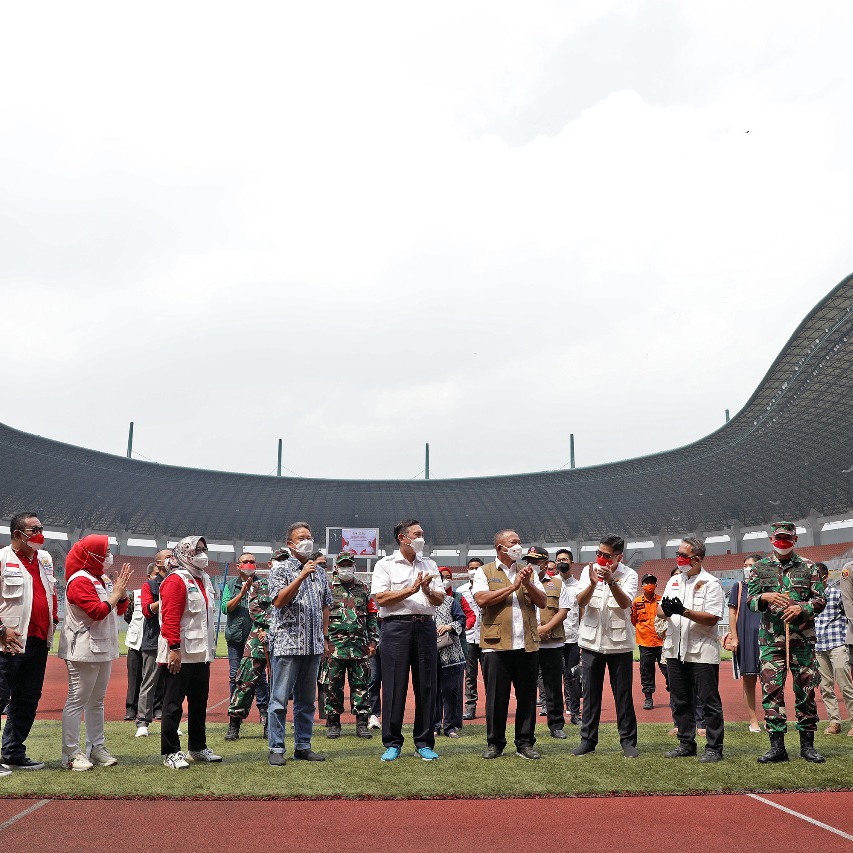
[337,568,355,583]
[443,580,452,591]
[504,544,524,562]
[743,567,752,580]
[291,539,314,557]
[103,553,114,571]
[468,569,478,580]
[191,553,209,570]
[407,537,425,556]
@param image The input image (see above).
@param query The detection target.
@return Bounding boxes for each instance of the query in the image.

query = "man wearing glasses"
[221,553,268,723]
[572,535,639,758]
[0,513,58,772]
[747,521,826,764]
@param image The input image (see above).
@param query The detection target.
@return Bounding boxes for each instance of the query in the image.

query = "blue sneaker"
[381,746,401,761]
[415,747,439,761]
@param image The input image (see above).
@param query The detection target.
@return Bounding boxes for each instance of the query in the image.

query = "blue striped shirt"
[268,557,332,656]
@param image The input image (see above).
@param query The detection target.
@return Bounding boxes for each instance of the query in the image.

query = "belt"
[383,614,430,622]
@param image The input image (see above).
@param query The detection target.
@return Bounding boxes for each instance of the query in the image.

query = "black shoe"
[800,731,825,764]
[123,712,136,721]
[355,715,373,739]
[623,745,640,759]
[153,713,162,721]
[482,745,503,759]
[326,714,341,739]
[698,748,723,763]
[550,729,567,739]
[665,744,697,758]
[757,732,788,764]
[294,748,326,761]
[571,741,595,756]
[268,751,286,766]
[642,695,653,710]
[515,744,540,760]
[1,757,45,771]
[462,712,475,721]
[570,713,581,726]
[224,718,241,741]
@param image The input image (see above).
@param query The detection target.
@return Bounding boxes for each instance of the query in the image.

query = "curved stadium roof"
[2,275,852,548]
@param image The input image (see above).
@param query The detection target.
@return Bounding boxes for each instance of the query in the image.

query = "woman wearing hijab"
[158,535,221,769]
[59,535,132,770]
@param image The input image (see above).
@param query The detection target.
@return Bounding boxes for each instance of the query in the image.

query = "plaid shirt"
[815,585,847,652]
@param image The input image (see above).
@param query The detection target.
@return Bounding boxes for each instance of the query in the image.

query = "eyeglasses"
[239,558,256,564]
[595,550,616,561]
[22,526,44,534]
[676,552,694,561]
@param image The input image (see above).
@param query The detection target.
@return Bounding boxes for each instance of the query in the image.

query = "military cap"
[271,546,291,561]
[770,521,797,535]
[335,550,357,565]
[523,545,549,562]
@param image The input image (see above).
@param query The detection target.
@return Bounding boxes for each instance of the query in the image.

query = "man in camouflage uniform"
[224,549,280,741]
[321,551,379,739]
[747,521,826,763]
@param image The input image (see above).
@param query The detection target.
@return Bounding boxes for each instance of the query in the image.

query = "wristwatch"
[0,624,7,637]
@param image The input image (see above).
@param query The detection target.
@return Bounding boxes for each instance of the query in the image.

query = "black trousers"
[482,649,539,751]
[160,661,210,755]
[380,618,437,750]
[434,664,464,733]
[562,643,581,715]
[639,645,666,696]
[580,649,636,749]
[464,641,481,716]
[666,658,724,752]
[538,647,565,731]
[126,647,143,714]
[0,637,48,763]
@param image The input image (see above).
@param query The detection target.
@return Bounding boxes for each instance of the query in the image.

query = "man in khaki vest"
[472,530,547,760]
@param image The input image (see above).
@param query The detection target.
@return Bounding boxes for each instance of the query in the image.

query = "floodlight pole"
[570,433,575,469]
[425,443,430,479]
[126,422,134,459]
[277,439,282,477]
[725,409,730,423]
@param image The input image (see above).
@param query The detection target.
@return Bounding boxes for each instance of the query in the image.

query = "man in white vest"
[158,536,221,769]
[572,534,639,758]
[0,512,58,773]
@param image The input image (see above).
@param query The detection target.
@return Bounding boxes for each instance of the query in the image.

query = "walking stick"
[785,623,790,669]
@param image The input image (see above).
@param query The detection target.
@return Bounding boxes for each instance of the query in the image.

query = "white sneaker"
[0,768,12,777]
[64,752,93,771]
[164,751,190,769]
[367,714,381,730]
[188,747,222,763]
[177,728,183,737]
[88,745,118,766]
[135,725,149,738]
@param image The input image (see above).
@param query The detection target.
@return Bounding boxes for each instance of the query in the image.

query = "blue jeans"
[268,654,321,753]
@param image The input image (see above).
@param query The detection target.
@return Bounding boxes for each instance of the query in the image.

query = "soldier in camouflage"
[224,549,280,741]
[320,551,379,739]
[747,521,826,763]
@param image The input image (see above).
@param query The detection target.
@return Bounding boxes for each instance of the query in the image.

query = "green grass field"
[2,721,851,799]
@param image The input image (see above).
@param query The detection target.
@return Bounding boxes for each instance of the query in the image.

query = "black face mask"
[556,562,570,571]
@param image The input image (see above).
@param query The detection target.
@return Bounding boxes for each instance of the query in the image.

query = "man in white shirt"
[458,557,483,720]
[659,537,725,762]
[572,535,639,758]
[370,519,445,762]
[555,550,582,725]
[473,530,547,760]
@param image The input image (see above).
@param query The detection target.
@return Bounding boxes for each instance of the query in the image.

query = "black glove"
[667,596,686,617]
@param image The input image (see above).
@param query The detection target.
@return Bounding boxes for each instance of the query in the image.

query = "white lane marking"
[209,696,232,711]
[747,793,853,842]
[0,799,52,832]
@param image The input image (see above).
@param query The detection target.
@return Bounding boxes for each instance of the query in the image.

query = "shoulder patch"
[694,581,706,590]
[843,569,850,579]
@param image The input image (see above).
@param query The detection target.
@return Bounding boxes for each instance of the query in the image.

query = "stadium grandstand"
[1,273,852,587]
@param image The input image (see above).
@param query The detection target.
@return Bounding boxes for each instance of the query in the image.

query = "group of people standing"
[0,510,846,772]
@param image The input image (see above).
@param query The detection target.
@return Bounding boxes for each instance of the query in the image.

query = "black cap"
[642,574,657,585]
[523,545,549,562]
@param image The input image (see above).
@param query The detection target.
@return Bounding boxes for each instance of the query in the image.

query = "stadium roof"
[2,275,853,548]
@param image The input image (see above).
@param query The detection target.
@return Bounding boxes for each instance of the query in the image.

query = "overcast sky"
[2,1,852,481]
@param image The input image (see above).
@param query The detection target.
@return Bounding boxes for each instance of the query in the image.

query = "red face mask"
[771,539,795,553]
[596,554,612,568]
[546,569,557,577]
[643,583,656,594]
[24,532,45,548]
[675,555,691,568]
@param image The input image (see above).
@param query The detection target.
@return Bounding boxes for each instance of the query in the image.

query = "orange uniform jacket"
[631,593,662,648]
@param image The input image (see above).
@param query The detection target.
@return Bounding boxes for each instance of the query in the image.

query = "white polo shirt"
[577,562,638,654]
[662,568,724,664]
[457,581,481,644]
[560,574,580,644]
[370,550,444,618]
[471,561,546,653]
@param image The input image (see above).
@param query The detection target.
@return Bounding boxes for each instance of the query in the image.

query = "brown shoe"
[824,722,842,735]
[847,725,853,737]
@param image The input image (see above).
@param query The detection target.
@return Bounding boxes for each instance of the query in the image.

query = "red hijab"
[65,534,109,577]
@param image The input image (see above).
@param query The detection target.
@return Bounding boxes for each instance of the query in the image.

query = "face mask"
[442,579,452,591]
[337,568,354,583]
[103,553,114,571]
[546,569,557,577]
[675,555,691,568]
[191,553,209,569]
[596,554,613,568]
[291,539,314,557]
[643,583,655,594]
[24,532,45,550]
[407,537,425,556]
[743,567,752,580]
[504,544,524,562]
[468,569,478,580]
[771,540,794,557]
[556,561,570,572]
